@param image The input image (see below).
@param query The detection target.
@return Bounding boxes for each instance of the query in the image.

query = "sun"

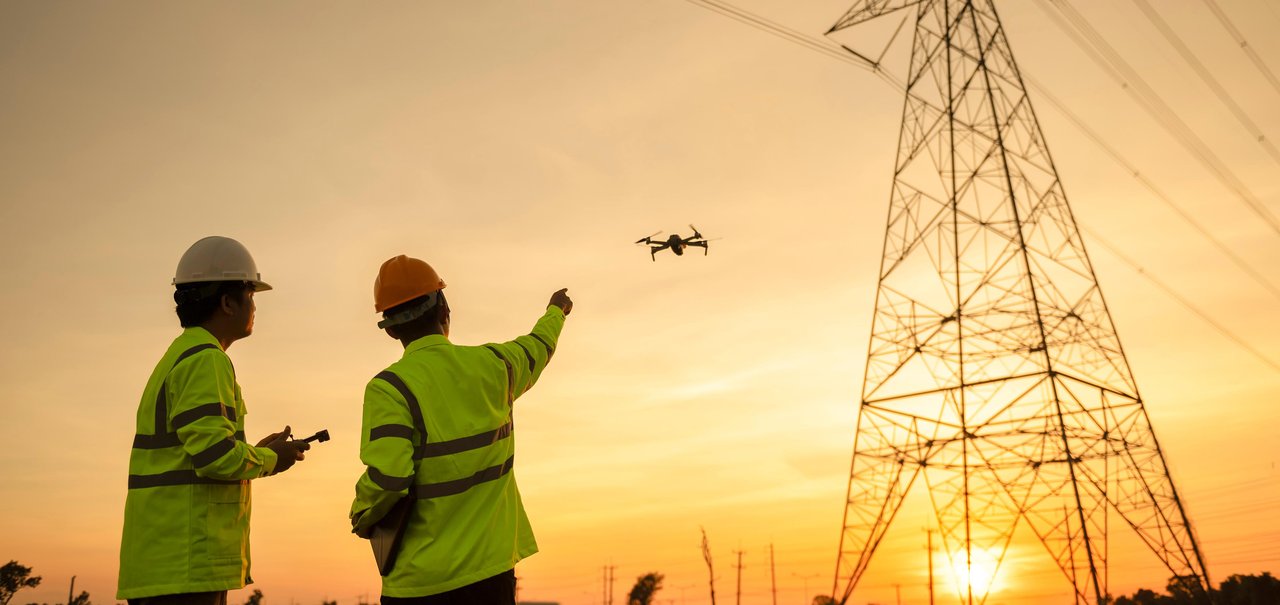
[943,547,1006,598]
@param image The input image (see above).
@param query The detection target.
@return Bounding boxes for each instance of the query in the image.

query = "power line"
[1022,72,1280,302]
[1200,0,1280,97]
[673,0,1280,375]
[686,0,1280,303]
[1034,0,1280,237]
[681,0,904,89]
[1080,224,1280,373]
[1129,0,1280,166]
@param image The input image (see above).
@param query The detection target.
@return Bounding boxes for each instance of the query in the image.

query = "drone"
[634,225,713,261]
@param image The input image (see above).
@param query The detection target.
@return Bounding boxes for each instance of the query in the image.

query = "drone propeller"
[634,231,662,244]
[689,224,702,238]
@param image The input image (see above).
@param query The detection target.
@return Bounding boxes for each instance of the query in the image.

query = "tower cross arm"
[828,0,924,33]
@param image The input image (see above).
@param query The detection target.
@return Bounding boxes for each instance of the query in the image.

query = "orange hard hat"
[373,255,446,313]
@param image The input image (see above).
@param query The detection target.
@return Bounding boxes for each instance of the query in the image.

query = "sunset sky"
[1,2,1278,604]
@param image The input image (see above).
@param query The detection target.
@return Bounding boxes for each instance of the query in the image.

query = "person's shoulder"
[166,330,228,370]
[459,341,516,363]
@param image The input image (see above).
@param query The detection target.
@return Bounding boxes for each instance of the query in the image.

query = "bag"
[370,497,413,576]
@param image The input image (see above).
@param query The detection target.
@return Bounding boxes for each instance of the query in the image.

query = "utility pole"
[677,583,696,605]
[675,580,696,603]
[603,565,617,605]
[894,583,901,605]
[792,572,820,605]
[926,528,936,605]
[604,560,614,603]
[67,576,75,605]
[732,549,746,605]
[769,543,778,605]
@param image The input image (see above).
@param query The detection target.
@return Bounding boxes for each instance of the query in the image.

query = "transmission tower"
[827,1,1212,604]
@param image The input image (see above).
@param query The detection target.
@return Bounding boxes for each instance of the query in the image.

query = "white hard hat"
[173,236,272,291]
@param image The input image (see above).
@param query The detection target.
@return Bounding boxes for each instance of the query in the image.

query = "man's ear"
[219,292,237,316]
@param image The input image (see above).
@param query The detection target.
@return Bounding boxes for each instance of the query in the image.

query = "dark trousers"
[128,592,228,605]
[381,569,516,605]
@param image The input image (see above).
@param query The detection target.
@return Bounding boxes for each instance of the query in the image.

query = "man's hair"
[174,281,251,328]
[383,291,446,337]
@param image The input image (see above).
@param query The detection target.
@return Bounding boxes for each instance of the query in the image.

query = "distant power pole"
[603,565,617,605]
[601,560,616,603]
[926,529,936,605]
[793,572,820,605]
[67,576,75,605]
[732,549,746,605]
[769,543,778,605]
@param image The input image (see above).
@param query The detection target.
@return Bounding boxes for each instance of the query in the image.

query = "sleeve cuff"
[257,446,279,477]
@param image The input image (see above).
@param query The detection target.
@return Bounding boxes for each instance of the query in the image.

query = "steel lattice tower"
[828,1,1211,603]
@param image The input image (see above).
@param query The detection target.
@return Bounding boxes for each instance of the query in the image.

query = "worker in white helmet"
[117,236,311,605]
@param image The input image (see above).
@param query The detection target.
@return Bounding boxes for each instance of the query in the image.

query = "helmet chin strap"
[377,291,440,329]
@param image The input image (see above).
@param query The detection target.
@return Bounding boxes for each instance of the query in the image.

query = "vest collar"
[405,334,450,355]
[181,326,224,350]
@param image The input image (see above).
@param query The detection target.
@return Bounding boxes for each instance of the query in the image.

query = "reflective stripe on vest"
[374,371,428,457]
[370,369,515,500]
[483,345,514,405]
[131,343,220,451]
[529,333,554,357]
[127,343,224,489]
[127,469,244,489]
[415,454,514,499]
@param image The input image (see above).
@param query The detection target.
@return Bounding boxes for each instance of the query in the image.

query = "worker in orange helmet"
[350,255,572,604]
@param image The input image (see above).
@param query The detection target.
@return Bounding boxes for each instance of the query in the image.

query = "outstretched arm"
[485,289,571,402]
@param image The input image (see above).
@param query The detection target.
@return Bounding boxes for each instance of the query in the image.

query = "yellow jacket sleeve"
[350,376,417,532]
[170,351,277,480]
[485,305,566,401]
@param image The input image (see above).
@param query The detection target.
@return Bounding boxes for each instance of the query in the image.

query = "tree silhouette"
[1217,573,1280,605]
[1115,588,1165,605]
[67,591,90,605]
[627,572,664,605]
[1110,573,1280,605]
[0,561,42,605]
[810,597,838,605]
[1167,575,1211,605]
[243,589,264,605]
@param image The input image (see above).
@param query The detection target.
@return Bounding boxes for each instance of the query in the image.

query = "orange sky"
[1,2,1278,605]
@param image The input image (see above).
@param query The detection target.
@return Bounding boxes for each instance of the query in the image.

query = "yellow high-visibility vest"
[351,306,566,597]
[118,327,278,600]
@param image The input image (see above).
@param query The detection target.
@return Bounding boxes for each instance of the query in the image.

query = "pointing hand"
[548,288,573,316]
